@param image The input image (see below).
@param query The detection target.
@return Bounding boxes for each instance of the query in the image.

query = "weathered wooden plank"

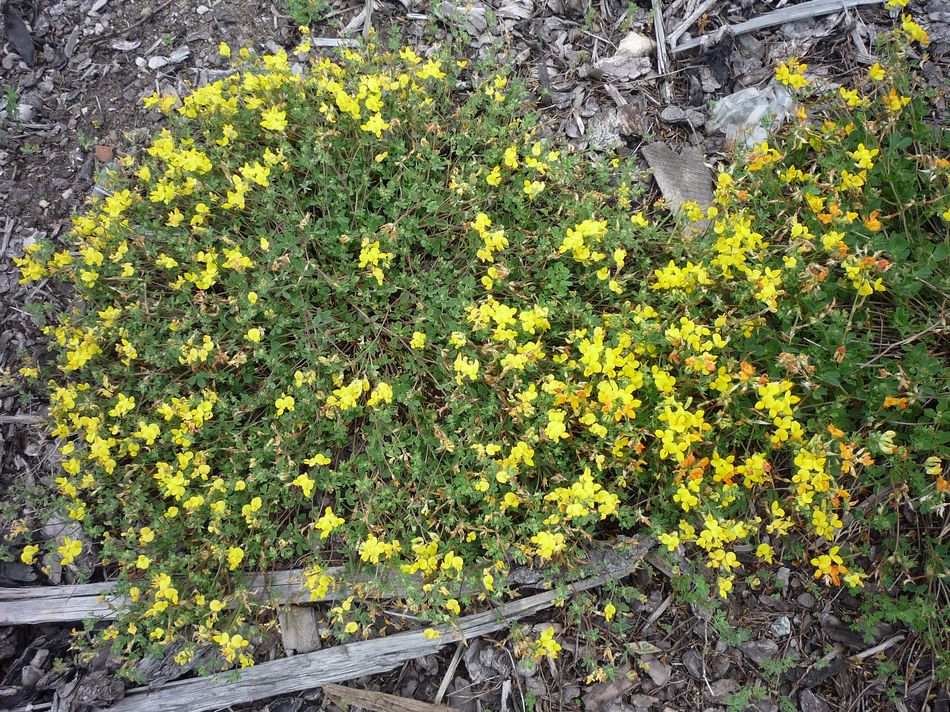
[102,538,652,712]
[0,581,114,600]
[0,564,470,625]
[671,0,882,53]
[277,606,324,655]
[0,593,129,625]
[324,683,457,712]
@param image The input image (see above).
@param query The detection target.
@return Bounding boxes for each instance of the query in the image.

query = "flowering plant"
[9,19,949,677]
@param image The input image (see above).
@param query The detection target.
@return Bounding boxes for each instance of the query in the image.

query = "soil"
[1,0,949,710]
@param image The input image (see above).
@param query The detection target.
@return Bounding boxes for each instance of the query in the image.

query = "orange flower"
[863,211,882,231]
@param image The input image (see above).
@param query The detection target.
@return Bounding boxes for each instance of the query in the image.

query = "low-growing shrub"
[10,17,949,676]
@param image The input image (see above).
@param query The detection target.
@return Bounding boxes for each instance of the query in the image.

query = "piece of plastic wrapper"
[708,81,796,148]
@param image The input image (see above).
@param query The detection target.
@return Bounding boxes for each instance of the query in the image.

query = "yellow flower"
[658,531,680,552]
[58,537,82,566]
[523,179,545,199]
[868,63,885,81]
[453,354,479,384]
[673,485,699,511]
[20,544,39,565]
[530,530,565,559]
[260,107,288,131]
[135,555,151,570]
[501,491,520,510]
[486,165,502,186]
[843,571,866,588]
[423,628,441,640]
[226,546,244,570]
[367,382,393,407]
[360,113,391,138]
[603,603,617,621]
[839,87,865,108]
[900,14,930,46]
[291,473,315,498]
[883,87,911,112]
[245,328,262,343]
[444,599,461,615]
[775,59,809,89]
[533,627,562,659]
[849,143,879,170]
[441,550,464,573]
[344,621,359,634]
[219,41,231,57]
[315,507,345,539]
[410,331,426,349]
[166,208,185,227]
[275,394,295,416]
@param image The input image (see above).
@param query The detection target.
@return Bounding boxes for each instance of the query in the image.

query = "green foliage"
[285,0,329,27]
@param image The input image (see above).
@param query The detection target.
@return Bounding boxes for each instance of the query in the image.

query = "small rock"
[771,616,791,637]
[796,592,816,609]
[630,694,659,710]
[616,31,656,58]
[798,690,830,712]
[111,39,141,51]
[739,639,779,667]
[660,105,704,128]
[705,678,739,703]
[583,664,636,711]
[801,659,847,688]
[751,700,778,712]
[525,675,546,696]
[16,102,37,122]
[21,665,43,689]
[448,676,477,712]
[643,659,671,686]
[698,65,721,93]
[707,652,731,680]
[560,685,580,704]
[168,46,191,64]
[682,649,705,679]
[196,4,210,14]
[148,56,169,70]
[585,108,627,151]
[714,641,727,653]
[598,55,652,80]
